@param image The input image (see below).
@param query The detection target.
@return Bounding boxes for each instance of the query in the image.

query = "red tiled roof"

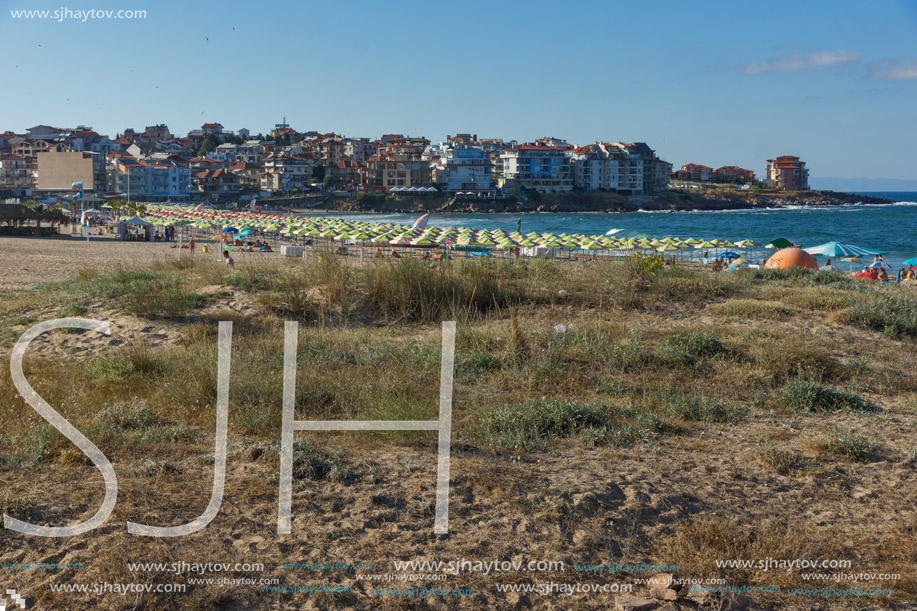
[195,169,237,179]
[228,162,261,171]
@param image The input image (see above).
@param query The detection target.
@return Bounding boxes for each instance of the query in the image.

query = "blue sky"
[1,0,916,185]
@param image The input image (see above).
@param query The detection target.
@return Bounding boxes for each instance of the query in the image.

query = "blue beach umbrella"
[804,241,886,257]
[902,258,917,266]
[715,251,741,259]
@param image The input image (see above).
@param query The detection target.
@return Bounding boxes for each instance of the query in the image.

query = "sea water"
[306,193,917,270]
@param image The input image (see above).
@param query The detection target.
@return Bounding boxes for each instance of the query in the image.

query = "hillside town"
[0,121,808,204]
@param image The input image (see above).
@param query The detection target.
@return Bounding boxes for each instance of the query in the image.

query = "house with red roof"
[194,168,241,199]
[327,160,361,188]
[765,156,809,191]
[261,152,314,194]
[674,163,714,182]
[201,123,224,136]
[714,166,755,184]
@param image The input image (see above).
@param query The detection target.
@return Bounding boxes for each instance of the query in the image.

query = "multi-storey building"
[109,159,191,202]
[326,160,361,188]
[12,139,52,160]
[497,145,572,193]
[236,140,270,165]
[316,138,346,166]
[674,163,754,184]
[442,145,493,192]
[213,143,239,162]
[569,143,623,192]
[343,138,372,163]
[261,152,313,193]
[143,124,172,142]
[674,163,714,182]
[0,154,33,196]
[201,123,224,136]
[194,169,241,200]
[229,162,263,189]
[362,137,433,192]
[765,156,808,191]
[652,158,673,192]
[714,166,755,183]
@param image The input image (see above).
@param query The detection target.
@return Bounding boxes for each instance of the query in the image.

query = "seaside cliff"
[282,189,894,214]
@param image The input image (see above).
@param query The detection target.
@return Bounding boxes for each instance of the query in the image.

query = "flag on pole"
[73,190,83,200]
[71,181,83,190]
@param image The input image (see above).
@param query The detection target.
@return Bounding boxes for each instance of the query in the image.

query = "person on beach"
[189,237,196,255]
[821,258,837,272]
[223,250,234,266]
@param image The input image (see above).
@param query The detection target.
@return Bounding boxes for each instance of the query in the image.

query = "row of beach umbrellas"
[136,206,895,263]
[139,205,770,253]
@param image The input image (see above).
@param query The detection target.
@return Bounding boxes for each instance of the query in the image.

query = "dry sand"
[0,235,280,290]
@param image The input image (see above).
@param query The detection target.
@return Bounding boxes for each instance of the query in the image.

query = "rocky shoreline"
[284,189,895,215]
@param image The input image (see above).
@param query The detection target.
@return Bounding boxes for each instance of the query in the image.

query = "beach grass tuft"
[779,379,876,413]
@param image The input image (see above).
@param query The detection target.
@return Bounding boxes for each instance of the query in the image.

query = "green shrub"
[290,439,351,481]
[664,332,726,359]
[3,428,51,469]
[779,379,875,413]
[811,426,876,462]
[476,399,610,450]
[661,392,736,423]
[95,401,193,443]
[623,252,664,280]
[475,399,673,450]
[742,267,814,283]
[95,271,205,318]
[843,292,917,339]
[708,299,793,320]
[459,350,504,375]
[0,488,35,529]
[366,259,515,322]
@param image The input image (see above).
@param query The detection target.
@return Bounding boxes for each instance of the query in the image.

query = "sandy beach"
[0,235,282,290]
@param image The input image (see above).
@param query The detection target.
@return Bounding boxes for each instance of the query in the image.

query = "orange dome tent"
[764,248,818,270]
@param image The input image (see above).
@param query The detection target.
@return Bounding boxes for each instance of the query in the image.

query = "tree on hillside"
[198,134,222,156]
